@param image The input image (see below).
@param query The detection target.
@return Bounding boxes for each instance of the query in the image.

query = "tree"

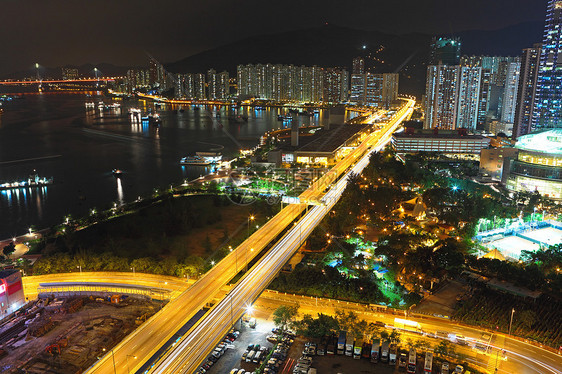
[273,304,299,333]
[3,242,16,258]
[518,310,536,330]
[435,340,455,358]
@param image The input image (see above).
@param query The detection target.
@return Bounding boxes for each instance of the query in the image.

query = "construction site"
[0,295,161,374]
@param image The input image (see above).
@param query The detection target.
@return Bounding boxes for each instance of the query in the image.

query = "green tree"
[273,304,300,333]
[3,242,16,257]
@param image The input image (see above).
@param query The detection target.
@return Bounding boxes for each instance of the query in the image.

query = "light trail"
[149,100,415,373]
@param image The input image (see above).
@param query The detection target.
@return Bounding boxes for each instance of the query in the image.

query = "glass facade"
[532,0,562,131]
[507,129,562,199]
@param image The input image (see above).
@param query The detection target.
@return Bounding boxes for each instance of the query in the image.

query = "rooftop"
[515,129,562,155]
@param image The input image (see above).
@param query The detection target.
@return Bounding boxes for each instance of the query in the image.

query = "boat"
[128,108,141,114]
[180,156,211,166]
[112,169,123,176]
[196,151,222,163]
[0,172,53,190]
[85,102,95,108]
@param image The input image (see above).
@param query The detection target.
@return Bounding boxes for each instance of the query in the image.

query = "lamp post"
[102,348,116,374]
[126,354,137,374]
[247,215,255,238]
[77,265,82,275]
[131,267,135,277]
[508,308,515,336]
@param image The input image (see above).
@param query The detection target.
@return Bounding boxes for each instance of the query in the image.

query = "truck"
[353,338,363,359]
[424,351,433,373]
[370,339,380,363]
[394,318,422,333]
[389,344,397,365]
[345,332,354,357]
[381,340,390,363]
[407,348,417,374]
[337,331,346,355]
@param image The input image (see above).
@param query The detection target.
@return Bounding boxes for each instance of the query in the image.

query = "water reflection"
[116,177,124,205]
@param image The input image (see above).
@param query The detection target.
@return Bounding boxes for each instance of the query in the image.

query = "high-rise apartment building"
[500,61,521,124]
[457,66,483,130]
[322,68,348,103]
[236,63,340,103]
[350,74,366,104]
[125,69,150,93]
[61,67,79,80]
[425,65,461,130]
[430,37,461,65]
[207,69,229,100]
[513,44,542,138]
[532,0,562,131]
[176,73,206,99]
[352,57,365,74]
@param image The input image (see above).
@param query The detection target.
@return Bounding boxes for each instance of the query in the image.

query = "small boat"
[112,169,123,176]
[180,156,211,166]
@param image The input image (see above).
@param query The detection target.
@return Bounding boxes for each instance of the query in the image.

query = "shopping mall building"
[506,129,562,199]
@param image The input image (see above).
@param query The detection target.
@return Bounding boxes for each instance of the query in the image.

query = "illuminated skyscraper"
[500,61,521,124]
[513,44,542,138]
[532,0,562,130]
[430,37,461,65]
[425,65,461,130]
[457,66,482,131]
[207,69,229,100]
[352,57,365,74]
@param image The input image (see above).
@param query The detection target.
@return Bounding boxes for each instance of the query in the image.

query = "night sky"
[0,0,549,76]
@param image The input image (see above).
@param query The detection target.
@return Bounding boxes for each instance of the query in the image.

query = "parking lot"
[200,316,461,374]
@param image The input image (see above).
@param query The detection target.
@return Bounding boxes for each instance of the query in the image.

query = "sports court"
[486,235,540,260]
[521,226,562,247]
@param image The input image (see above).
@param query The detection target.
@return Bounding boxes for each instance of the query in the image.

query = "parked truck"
[353,338,363,359]
[337,331,346,355]
[424,351,433,373]
[370,339,380,363]
[381,340,390,363]
[407,348,417,374]
[345,332,354,357]
[389,344,397,365]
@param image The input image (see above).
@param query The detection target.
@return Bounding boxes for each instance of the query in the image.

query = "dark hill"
[166,22,544,97]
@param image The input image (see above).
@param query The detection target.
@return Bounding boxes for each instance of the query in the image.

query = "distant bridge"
[0,78,118,85]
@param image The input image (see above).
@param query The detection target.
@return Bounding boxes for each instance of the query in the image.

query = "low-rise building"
[0,269,25,318]
[392,128,490,156]
[506,129,562,200]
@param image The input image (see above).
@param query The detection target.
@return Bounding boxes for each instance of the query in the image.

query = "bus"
[407,348,417,374]
[424,351,433,373]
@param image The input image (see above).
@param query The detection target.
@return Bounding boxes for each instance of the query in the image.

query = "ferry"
[180,156,211,166]
[196,151,222,163]
[0,173,53,190]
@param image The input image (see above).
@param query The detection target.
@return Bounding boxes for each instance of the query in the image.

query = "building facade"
[513,44,542,139]
[393,128,490,155]
[532,0,562,131]
[425,65,461,130]
[0,269,25,318]
[506,129,562,199]
[430,37,461,65]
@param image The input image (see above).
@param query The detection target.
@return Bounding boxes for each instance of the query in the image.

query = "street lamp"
[247,215,255,238]
[126,354,137,373]
[77,265,82,275]
[508,308,515,336]
[102,348,116,374]
[131,267,135,276]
